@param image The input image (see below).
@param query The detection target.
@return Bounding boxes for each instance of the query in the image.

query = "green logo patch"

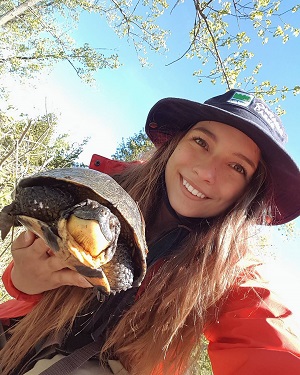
[228,92,253,107]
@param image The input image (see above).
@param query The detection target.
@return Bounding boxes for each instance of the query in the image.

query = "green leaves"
[0,110,88,206]
[184,0,300,97]
[1,0,299,100]
[0,0,121,82]
[111,130,153,161]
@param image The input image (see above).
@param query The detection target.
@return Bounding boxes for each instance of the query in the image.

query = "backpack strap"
[39,340,102,375]
[38,341,130,375]
[108,360,130,375]
[17,329,67,375]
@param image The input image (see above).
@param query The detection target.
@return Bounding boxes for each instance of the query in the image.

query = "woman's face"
[165,121,261,218]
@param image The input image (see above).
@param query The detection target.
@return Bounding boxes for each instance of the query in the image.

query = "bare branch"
[0,119,33,168]
[193,0,231,89]
[0,0,42,27]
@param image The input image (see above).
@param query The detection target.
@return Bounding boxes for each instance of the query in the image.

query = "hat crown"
[205,89,288,146]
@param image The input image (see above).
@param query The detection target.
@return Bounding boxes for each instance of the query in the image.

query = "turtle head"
[58,199,122,294]
[63,199,121,265]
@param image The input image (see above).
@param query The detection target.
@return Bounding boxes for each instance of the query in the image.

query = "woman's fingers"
[52,268,93,289]
[10,230,92,294]
[11,230,36,250]
[12,231,50,259]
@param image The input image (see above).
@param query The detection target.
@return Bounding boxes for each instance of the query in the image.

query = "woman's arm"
[205,279,300,375]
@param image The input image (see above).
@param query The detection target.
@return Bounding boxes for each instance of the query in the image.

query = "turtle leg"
[0,186,74,240]
[101,243,134,293]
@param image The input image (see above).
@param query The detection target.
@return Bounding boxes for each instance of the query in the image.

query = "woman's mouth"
[182,179,207,199]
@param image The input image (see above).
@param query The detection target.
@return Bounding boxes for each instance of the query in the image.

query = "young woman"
[1,89,300,375]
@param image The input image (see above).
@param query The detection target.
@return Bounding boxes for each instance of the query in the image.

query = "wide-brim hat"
[145,89,300,225]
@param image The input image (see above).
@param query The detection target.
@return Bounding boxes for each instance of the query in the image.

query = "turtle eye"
[109,216,118,229]
[100,207,109,216]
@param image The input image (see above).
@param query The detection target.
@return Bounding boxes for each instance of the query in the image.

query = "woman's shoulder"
[205,261,300,375]
[224,259,296,318]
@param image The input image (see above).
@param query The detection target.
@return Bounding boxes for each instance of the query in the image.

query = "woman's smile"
[182,178,208,199]
[165,120,261,218]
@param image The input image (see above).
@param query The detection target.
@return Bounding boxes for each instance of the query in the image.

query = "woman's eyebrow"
[233,152,257,170]
[193,127,217,141]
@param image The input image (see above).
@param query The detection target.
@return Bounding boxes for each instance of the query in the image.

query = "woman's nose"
[192,159,217,184]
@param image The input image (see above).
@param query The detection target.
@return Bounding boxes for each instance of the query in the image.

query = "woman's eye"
[230,163,246,175]
[194,137,208,150]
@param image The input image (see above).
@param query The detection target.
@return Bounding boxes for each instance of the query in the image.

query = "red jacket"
[1,154,300,375]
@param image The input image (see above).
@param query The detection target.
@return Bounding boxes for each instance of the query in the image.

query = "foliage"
[184,0,300,105]
[276,220,300,239]
[0,109,88,206]
[0,1,299,103]
[189,337,213,375]
[111,130,154,161]
[0,0,121,83]
[0,108,88,301]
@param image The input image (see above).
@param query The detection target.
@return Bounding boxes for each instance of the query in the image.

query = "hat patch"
[227,92,254,107]
[253,102,287,142]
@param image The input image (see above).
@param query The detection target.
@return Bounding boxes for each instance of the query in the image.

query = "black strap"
[17,329,67,375]
[39,340,102,375]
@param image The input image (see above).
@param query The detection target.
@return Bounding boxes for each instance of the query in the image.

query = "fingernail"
[24,230,31,241]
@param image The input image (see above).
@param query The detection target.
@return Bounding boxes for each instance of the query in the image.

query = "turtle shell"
[0,168,148,294]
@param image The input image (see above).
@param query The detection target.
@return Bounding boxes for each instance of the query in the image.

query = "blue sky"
[8,2,299,165]
[54,2,300,166]
[3,1,300,315]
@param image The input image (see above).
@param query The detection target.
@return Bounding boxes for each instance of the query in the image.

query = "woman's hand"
[11,230,92,295]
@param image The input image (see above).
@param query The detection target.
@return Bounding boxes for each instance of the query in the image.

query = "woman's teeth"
[183,179,206,198]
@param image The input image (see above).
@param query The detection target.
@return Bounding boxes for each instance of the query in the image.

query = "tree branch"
[193,0,231,89]
[0,0,42,27]
[0,119,33,168]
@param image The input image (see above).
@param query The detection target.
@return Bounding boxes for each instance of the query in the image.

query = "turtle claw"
[74,265,111,294]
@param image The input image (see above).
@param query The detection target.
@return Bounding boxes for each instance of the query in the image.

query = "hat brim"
[146,98,300,225]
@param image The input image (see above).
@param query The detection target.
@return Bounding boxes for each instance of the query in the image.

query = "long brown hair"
[1,132,271,375]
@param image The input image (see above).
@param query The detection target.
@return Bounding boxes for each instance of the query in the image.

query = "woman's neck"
[146,201,180,245]
[146,173,203,245]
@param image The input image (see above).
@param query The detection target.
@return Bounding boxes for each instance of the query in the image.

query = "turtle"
[0,167,148,295]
